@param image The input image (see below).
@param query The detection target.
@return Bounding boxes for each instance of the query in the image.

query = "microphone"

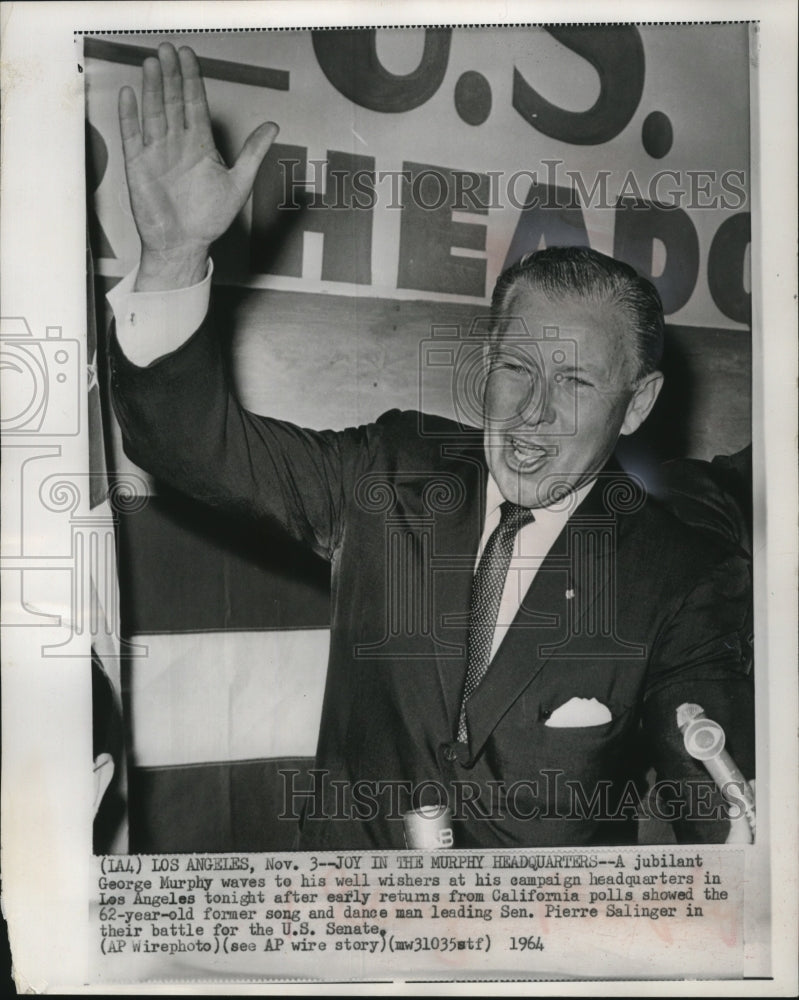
[402,805,454,849]
[676,702,756,836]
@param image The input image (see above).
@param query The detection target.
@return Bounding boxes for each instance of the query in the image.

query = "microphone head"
[683,717,726,760]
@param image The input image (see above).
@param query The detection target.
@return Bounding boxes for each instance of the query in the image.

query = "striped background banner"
[117,490,330,852]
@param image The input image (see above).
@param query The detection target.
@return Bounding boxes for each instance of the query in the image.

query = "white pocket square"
[545,697,612,728]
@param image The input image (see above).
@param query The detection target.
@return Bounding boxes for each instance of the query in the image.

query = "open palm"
[118,43,277,270]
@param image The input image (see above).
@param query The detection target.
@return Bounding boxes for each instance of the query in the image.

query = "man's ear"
[620,370,664,436]
[93,752,115,817]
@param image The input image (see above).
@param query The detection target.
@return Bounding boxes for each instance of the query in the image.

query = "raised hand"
[118,42,278,290]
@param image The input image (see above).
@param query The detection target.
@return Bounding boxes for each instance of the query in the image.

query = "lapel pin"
[565,589,575,600]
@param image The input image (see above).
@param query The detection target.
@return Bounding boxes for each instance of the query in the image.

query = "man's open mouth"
[507,437,553,469]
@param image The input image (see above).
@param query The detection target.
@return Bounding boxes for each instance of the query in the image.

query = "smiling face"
[483,286,663,508]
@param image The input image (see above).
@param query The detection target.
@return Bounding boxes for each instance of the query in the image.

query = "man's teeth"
[511,439,546,459]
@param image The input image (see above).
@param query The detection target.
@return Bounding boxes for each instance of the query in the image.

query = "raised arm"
[109,43,370,561]
[118,42,278,291]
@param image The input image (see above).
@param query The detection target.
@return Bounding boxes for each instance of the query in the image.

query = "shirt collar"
[484,474,597,528]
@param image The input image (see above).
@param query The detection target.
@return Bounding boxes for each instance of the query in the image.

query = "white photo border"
[1,1,796,995]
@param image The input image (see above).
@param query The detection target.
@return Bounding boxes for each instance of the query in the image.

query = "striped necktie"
[457,500,536,742]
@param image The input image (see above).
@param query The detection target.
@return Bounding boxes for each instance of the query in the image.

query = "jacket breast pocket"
[493,697,634,786]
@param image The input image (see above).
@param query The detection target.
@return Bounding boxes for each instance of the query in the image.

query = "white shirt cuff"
[107,259,213,367]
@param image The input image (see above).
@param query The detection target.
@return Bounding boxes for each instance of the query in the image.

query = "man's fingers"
[230,122,280,200]
[118,86,143,159]
[141,56,167,143]
[178,46,212,139]
[158,42,185,132]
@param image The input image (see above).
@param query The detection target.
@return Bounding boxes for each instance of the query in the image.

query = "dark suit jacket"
[110,311,754,851]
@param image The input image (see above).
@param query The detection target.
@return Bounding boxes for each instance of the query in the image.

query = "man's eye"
[557,374,591,387]
[492,360,527,374]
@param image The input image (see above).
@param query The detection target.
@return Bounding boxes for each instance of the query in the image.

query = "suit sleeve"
[640,547,755,842]
[109,305,375,562]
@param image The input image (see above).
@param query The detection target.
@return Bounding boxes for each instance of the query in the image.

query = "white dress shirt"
[477,475,594,661]
[109,264,596,663]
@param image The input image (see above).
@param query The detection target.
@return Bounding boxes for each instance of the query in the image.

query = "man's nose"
[518,380,557,428]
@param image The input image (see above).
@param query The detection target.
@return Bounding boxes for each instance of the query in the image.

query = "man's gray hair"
[490,246,665,380]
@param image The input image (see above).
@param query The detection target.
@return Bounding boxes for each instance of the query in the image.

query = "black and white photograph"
[1,0,796,992]
[86,21,758,854]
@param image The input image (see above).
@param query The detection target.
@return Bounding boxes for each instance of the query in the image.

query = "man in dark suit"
[109,43,754,850]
